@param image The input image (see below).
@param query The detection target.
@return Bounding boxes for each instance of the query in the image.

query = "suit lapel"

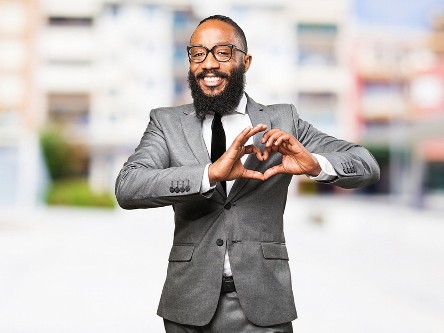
[181,105,211,166]
[227,96,271,202]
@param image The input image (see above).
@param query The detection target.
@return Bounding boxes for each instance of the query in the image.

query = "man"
[115,15,380,332]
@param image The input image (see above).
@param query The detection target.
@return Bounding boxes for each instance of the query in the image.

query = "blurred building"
[1,0,443,209]
[0,0,41,208]
[1,0,353,208]
[350,0,444,207]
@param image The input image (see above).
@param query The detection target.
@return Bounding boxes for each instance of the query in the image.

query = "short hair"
[197,15,248,52]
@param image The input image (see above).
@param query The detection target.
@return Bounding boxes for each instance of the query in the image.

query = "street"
[0,196,443,333]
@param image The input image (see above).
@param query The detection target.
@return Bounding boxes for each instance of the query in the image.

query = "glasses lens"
[189,47,207,62]
[188,45,234,63]
[213,45,232,62]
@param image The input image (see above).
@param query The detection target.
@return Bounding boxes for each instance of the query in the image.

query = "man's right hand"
[208,124,267,183]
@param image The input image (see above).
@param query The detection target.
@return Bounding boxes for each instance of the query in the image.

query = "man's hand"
[261,128,321,180]
[208,124,267,183]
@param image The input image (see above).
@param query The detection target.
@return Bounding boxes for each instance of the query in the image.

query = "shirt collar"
[233,93,247,115]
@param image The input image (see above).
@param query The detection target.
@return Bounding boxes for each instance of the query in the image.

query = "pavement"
[0,196,443,333]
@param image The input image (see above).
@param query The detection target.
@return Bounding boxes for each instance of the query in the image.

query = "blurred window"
[0,2,26,35]
[297,92,337,125]
[174,79,191,105]
[47,60,91,66]
[425,162,444,192]
[297,23,338,66]
[48,94,90,129]
[174,80,186,96]
[104,4,121,17]
[0,108,20,128]
[173,10,196,43]
[173,42,186,66]
[361,82,406,120]
[173,11,193,30]
[143,4,158,16]
[0,146,18,205]
[48,17,93,27]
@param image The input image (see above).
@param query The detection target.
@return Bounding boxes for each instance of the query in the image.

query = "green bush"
[45,178,116,208]
[40,126,73,180]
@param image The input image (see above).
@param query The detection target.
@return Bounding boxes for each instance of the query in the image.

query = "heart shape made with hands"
[208,124,321,183]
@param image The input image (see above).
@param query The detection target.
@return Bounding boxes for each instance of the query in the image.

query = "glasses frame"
[187,44,247,63]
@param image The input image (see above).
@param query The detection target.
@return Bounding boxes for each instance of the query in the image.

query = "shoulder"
[248,97,299,121]
[263,103,297,114]
[150,103,194,117]
[247,94,297,114]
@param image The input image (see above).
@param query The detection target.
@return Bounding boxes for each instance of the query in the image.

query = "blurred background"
[0,0,443,332]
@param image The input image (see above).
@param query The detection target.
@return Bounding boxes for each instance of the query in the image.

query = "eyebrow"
[188,42,235,47]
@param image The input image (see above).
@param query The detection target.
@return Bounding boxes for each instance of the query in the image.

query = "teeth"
[204,77,221,82]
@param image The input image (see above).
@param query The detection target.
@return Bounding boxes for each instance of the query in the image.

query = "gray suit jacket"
[115,95,380,326]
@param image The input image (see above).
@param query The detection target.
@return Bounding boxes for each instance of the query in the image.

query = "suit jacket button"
[216,239,224,246]
[224,202,232,210]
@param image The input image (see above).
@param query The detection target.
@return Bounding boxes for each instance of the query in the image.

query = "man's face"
[189,20,252,97]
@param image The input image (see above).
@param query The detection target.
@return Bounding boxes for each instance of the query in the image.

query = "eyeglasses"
[187,44,247,63]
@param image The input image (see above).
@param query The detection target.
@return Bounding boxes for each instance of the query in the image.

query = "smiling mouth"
[202,76,223,87]
[196,71,229,89]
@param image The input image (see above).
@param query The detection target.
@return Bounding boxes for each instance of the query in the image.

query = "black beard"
[188,64,246,120]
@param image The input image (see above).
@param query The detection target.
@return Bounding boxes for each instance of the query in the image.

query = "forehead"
[190,20,240,47]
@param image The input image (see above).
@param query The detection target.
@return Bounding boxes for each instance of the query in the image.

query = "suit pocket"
[261,243,289,260]
[168,244,195,262]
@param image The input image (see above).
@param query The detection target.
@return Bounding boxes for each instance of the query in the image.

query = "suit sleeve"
[291,104,380,189]
[115,109,210,209]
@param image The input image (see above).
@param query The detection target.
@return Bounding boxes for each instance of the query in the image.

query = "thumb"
[263,164,286,180]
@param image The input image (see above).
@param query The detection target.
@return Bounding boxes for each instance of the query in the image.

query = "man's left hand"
[261,129,321,180]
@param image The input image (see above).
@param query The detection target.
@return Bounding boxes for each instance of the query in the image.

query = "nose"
[201,51,220,70]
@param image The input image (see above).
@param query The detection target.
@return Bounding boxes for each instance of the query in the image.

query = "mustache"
[195,70,229,80]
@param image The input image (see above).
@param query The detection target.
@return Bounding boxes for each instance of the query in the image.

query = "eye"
[189,47,207,59]
[216,47,231,55]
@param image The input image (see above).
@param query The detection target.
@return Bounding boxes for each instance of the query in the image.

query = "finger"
[245,124,268,141]
[264,131,291,148]
[233,124,267,147]
[279,137,306,155]
[244,144,264,161]
[262,146,272,160]
[263,137,291,157]
[271,144,281,153]
[261,128,281,144]
[273,133,292,146]
[264,164,287,180]
[263,143,284,157]
[263,130,286,147]
[241,168,265,181]
[277,143,291,155]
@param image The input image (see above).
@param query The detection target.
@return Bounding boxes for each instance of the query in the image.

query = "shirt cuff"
[200,163,216,195]
[308,154,338,181]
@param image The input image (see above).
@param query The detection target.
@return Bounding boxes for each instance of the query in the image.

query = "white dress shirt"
[200,94,337,276]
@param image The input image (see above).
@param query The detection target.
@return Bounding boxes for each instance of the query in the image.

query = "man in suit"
[115,15,380,333]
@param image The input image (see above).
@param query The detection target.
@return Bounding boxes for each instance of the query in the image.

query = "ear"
[243,54,252,72]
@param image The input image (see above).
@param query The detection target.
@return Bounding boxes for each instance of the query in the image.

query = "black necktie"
[211,113,226,194]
